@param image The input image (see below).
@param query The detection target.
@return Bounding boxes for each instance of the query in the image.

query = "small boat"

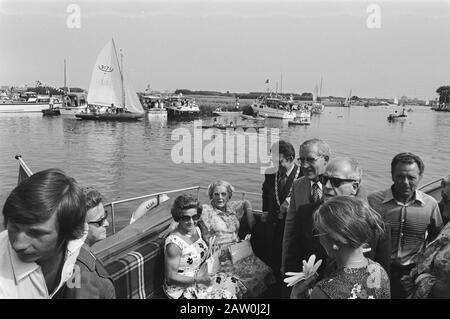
[201,123,265,131]
[76,38,145,121]
[0,93,62,113]
[288,118,311,126]
[141,94,166,115]
[240,114,265,121]
[387,113,407,122]
[60,92,88,116]
[165,95,200,119]
[41,108,60,116]
[212,110,241,116]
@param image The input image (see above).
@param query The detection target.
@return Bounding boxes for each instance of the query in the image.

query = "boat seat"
[103,235,168,299]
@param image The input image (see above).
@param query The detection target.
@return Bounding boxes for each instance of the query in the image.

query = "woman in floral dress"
[198,180,276,298]
[164,194,246,299]
[291,196,390,299]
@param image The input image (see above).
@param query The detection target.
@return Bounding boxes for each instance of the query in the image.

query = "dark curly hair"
[171,194,202,222]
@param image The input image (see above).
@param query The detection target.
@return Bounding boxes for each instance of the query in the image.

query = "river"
[0,105,449,230]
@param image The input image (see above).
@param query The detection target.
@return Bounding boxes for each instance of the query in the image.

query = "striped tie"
[312,182,322,203]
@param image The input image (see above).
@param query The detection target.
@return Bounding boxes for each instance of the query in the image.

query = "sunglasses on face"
[88,212,108,227]
[319,175,358,188]
[179,214,200,222]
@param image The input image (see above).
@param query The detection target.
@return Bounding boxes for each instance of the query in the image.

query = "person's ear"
[351,182,360,195]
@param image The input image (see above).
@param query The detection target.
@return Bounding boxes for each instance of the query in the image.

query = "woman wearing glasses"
[291,196,390,299]
[84,188,109,246]
[164,194,246,299]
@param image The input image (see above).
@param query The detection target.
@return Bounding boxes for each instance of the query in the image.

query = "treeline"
[437,86,450,104]
[25,87,85,95]
[174,89,315,101]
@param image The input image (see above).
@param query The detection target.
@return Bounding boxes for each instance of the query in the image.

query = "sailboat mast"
[280,74,283,95]
[120,48,125,109]
[319,76,323,99]
[64,59,67,92]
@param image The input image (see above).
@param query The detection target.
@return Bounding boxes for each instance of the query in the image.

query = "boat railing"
[104,186,264,235]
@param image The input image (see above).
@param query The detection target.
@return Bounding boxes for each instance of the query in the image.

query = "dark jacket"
[283,201,391,279]
[53,244,116,299]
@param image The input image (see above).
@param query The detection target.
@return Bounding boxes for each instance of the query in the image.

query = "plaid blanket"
[104,237,166,299]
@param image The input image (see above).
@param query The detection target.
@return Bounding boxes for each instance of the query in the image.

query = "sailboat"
[310,83,324,114]
[76,39,144,121]
[342,89,352,107]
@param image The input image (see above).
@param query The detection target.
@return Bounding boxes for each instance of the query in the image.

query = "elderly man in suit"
[284,157,392,298]
[281,138,331,276]
[253,140,301,295]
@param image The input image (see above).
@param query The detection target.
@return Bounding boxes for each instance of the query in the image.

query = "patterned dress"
[200,201,276,297]
[407,222,450,298]
[163,227,246,299]
[315,258,391,299]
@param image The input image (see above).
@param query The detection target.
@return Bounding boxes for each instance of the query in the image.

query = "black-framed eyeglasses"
[179,214,201,222]
[319,175,358,188]
[88,212,108,227]
[297,156,322,164]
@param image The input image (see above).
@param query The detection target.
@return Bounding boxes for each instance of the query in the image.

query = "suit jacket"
[262,164,301,217]
[281,176,314,273]
[283,199,392,279]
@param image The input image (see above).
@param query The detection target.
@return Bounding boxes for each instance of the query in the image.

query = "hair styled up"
[83,187,103,211]
[313,196,385,248]
[171,194,202,222]
[2,169,87,243]
[207,180,235,200]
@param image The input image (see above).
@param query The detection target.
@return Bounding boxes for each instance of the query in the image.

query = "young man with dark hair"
[368,152,443,298]
[0,169,115,299]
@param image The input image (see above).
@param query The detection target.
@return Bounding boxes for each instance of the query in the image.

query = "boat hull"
[166,107,200,119]
[59,106,86,116]
[0,102,62,113]
[75,112,144,121]
[42,109,61,116]
[251,105,295,119]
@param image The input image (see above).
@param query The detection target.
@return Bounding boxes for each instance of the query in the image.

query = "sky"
[0,0,449,98]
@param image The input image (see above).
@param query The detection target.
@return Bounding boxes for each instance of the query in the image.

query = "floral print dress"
[315,258,390,299]
[200,202,276,297]
[407,221,450,298]
[164,227,246,299]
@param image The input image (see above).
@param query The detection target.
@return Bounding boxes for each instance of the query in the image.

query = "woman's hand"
[400,275,414,294]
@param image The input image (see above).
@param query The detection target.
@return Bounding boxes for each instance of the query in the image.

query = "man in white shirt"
[0,169,114,299]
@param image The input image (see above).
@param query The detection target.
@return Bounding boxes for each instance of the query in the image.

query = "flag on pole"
[15,155,33,185]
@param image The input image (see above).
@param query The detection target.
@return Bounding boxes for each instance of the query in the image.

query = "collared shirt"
[284,164,295,178]
[368,188,443,266]
[0,229,87,299]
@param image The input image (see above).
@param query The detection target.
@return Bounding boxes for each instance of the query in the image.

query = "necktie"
[312,182,322,203]
[278,172,287,193]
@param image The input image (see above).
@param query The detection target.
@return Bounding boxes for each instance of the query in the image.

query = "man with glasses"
[368,152,443,298]
[283,157,391,289]
[256,140,301,295]
[84,188,109,247]
[281,138,330,279]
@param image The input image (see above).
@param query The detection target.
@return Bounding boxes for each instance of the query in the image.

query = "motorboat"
[288,117,311,126]
[60,92,88,116]
[0,93,62,113]
[165,95,200,119]
[251,95,296,119]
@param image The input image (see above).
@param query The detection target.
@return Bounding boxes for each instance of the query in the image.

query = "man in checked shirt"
[368,152,443,299]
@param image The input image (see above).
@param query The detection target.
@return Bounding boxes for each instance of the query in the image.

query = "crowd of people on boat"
[1,138,449,299]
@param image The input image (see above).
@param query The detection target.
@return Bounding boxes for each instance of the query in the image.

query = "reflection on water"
[0,106,449,228]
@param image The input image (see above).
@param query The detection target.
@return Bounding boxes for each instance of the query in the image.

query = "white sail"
[87,39,144,113]
[313,84,319,102]
[394,96,399,105]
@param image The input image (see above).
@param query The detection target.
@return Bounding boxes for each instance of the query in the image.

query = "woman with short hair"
[291,196,390,299]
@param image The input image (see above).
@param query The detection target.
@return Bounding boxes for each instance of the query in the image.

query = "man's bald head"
[325,157,362,182]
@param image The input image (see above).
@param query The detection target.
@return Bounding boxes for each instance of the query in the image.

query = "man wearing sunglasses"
[282,157,391,292]
[84,188,109,247]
